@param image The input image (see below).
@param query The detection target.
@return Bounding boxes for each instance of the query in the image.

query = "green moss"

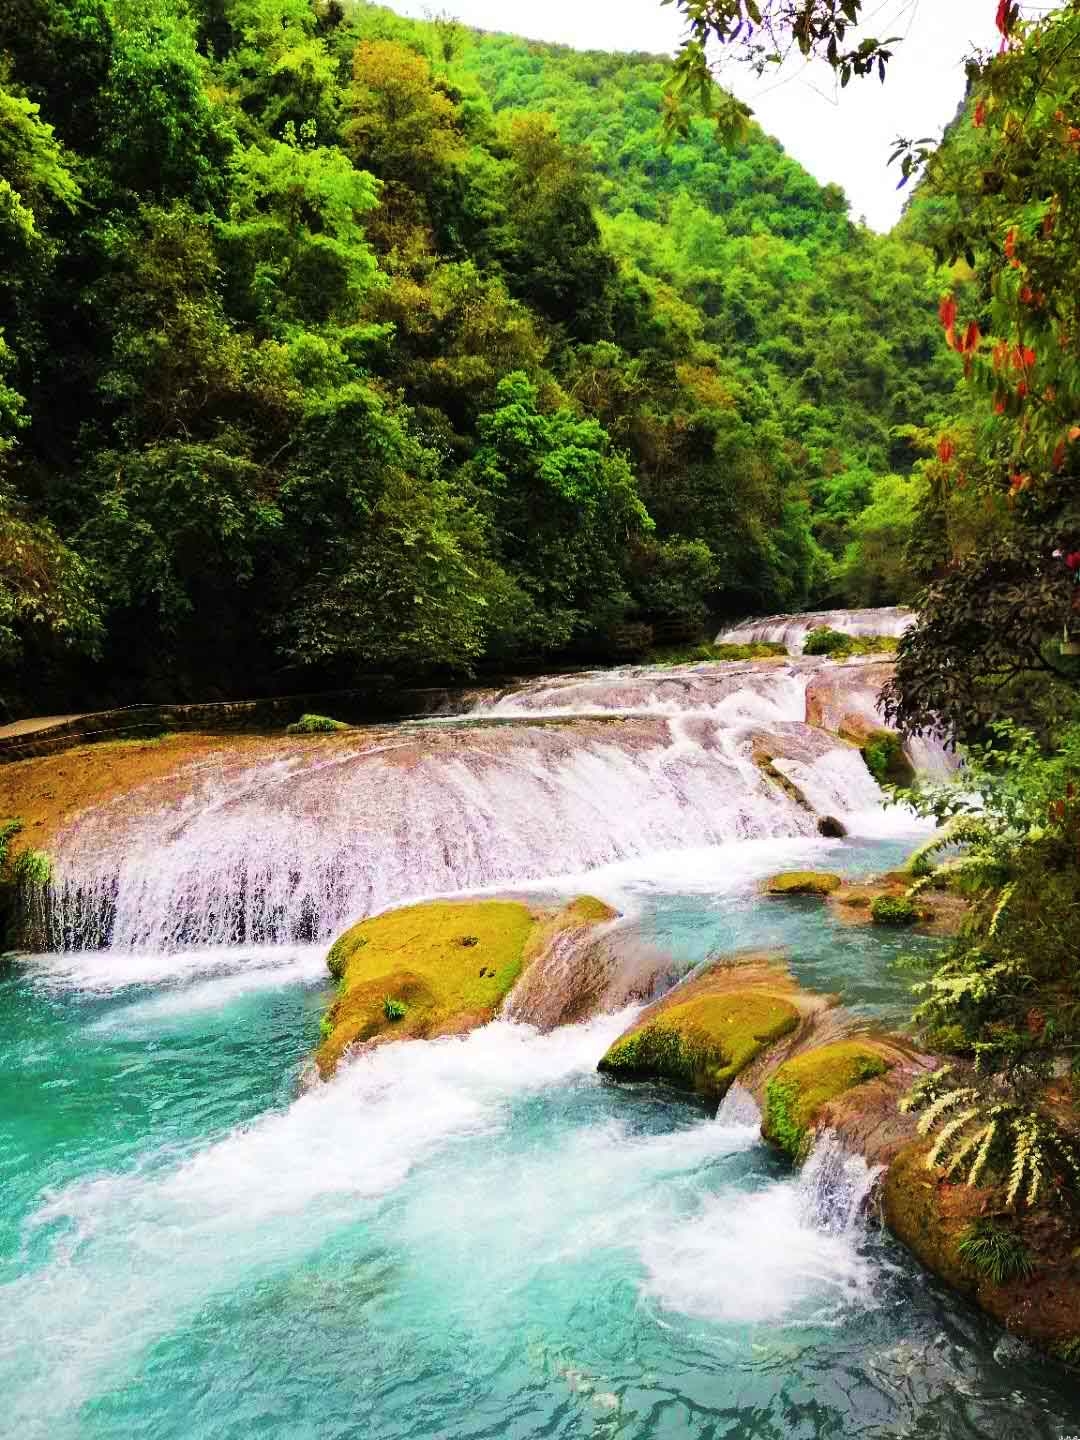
[764,871,842,897]
[871,894,918,927]
[861,729,915,787]
[763,1040,890,1160]
[1058,1337,1080,1367]
[598,989,800,1106]
[0,819,23,868]
[316,898,538,1075]
[286,713,348,735]
[648,641,787,665]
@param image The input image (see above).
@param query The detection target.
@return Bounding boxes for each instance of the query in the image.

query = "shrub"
[0,819,22,868]
[871,894,917,927]
[901,1067,1080,1208]
[1058,1337,1080,1367]
[803,626,853,656]
[803,629,900,659]
[383,995,407,1022]
[956,1219,1034,1285]
[862,730,913,786]
[12,849,51,888]
[286,713,348,735]
[648,640,786,665]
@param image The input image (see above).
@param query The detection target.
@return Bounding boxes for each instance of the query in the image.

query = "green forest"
[0,0,960,712]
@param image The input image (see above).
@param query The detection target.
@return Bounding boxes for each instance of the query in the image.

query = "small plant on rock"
[12,848,51,888]
[871,894,917,927]
[956,1219,1034,1285]
[287,713,348,735]
[383,995,407,1022]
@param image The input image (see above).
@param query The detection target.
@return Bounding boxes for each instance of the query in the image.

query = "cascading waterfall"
[797,1127,885,1234]
[44,714,882,951]
[41,642,931,953]
[10,615,1080,1440]
[716,605,915,654]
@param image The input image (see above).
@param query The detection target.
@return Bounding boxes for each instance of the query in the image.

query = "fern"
[903,1072,1080,1208]
[988,881,1016,938]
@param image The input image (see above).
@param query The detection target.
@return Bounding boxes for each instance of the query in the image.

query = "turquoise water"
[3,841,1080,1438]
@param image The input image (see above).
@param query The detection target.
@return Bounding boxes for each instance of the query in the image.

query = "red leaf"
[974,98,987,128]
[939,294,958,331]
[937,436,955,464]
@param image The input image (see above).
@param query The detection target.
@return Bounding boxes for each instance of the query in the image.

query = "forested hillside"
[0,0,957,713]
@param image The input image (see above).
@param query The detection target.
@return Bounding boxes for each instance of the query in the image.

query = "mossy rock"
[316,898,537,1076]
[763,1039,891,1161]
[764,871,842,897]
[598,988,800,1108]
[287,712,348,735]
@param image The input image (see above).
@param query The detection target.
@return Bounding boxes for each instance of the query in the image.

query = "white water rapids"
[42,614,936,953]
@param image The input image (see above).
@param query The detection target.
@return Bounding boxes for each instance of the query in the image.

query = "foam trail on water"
[0,1012,635,1439]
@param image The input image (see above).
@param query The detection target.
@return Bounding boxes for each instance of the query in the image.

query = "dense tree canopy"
[0,0,955,713]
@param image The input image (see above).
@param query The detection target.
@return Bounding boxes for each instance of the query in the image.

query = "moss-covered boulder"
[318,898,537,1076]
[762,1039,892,1160]
[861,728,915,787]
[597,955,825,1110]
[317,895,617,1076]
[763,871,842,897]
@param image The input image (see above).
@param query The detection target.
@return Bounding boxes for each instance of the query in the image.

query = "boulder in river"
[597,953,832,1111]
[761,1038,894,1161]
[763,871,842,896]
[316,895,619,1077]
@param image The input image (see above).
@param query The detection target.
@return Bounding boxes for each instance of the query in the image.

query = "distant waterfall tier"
[716,606,915,655]
[44,715,885,953]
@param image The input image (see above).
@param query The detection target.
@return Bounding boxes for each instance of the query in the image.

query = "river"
[2,634,1079,1437]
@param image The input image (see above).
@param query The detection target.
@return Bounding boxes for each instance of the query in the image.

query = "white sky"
[383,0,1009,230]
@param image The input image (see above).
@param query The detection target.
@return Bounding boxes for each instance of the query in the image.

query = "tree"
[886,2,1080,742]
[466,372,652,653]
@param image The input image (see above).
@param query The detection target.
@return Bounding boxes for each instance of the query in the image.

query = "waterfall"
[40,629,939,954]
[45,714,886,952]
[797,1127,884,1234]
[717,606,914,655]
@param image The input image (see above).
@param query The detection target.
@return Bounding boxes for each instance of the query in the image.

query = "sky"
[382,0,1007,231]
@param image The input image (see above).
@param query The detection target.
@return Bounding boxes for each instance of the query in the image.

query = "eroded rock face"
[883,1142,1080,1357]
[503,898,671,1031]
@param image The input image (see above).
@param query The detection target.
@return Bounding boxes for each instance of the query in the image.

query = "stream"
[3,645,1080,1437]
